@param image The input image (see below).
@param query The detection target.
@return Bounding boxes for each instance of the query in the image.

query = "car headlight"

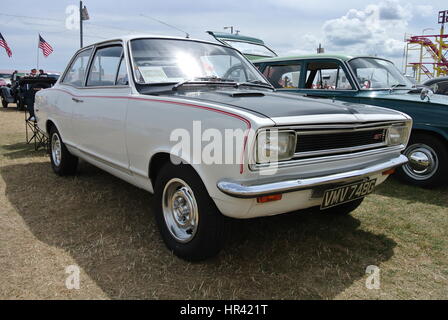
[256,130,296,163]
[386,123,411,146]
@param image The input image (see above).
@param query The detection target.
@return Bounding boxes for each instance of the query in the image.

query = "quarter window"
[87,45,124,86]
[305,61,353,90]
[116,56,129,86]
[62,48,92,87]
[263,64,301,89]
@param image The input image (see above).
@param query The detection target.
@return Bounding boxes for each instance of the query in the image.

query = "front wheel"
[396,133,447,187]
[49,126,78,176]
[153,163,226,261]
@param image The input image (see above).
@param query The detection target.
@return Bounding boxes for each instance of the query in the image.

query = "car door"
[71,43,131,172]
[55,47,93,147]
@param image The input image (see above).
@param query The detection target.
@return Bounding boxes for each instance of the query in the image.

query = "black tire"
[320,198,364,215]
[2,98,7,108]
[153,163,226,261]
[49,126,78,176]
[396,133,448,188]
[17,97,25,111]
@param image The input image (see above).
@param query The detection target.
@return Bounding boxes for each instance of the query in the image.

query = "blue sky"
[0,0,446,72]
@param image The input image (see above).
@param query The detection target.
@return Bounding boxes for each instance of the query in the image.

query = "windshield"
[221,40,276,58]
[348,58,413,89]
[130,39,268,85]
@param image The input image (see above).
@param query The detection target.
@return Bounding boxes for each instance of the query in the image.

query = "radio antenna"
[140,14,189,38]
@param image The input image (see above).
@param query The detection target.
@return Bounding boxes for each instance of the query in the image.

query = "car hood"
[357,89,448,106]
[168,89,407,125]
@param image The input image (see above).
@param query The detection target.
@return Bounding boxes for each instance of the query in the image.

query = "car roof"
[253,54,385,64]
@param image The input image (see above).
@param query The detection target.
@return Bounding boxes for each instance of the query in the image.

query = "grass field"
[0,105,447,299]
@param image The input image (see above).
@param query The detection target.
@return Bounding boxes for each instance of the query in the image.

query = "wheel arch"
[410,126,448,148]
[46,119,56,135]
[148,152,206,192]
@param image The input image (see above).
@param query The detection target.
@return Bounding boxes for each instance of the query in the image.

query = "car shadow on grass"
[1,161,396,299]
[1,142,47,159]
[374,177,448,208]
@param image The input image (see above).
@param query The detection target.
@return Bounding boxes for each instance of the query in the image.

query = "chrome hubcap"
[51,133,62,167]
[403,144,438,180]
[162,178,199,243]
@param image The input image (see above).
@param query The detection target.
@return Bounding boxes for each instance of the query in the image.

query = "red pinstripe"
[48,88,251,174]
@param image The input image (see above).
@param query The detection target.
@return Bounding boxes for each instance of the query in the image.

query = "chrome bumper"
[217,155,408,198]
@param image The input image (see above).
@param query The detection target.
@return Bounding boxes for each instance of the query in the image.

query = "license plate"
[321,179,377,209]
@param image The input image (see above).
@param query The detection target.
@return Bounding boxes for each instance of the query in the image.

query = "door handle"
[72,97,84,103]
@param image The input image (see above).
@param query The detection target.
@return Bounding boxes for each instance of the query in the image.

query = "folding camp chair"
[25,109,48,152]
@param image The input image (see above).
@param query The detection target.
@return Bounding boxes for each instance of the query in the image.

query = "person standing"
[38,69,47,77]
[25,69,38,120]
[10,70,18,84]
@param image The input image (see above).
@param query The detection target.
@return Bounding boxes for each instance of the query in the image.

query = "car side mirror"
[420,87,434,102]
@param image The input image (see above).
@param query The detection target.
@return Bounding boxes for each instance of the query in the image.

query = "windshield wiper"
[234,80,274,90]
[172,77,235,91]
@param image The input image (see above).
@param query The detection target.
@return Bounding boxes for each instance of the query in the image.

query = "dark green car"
[253,54,448,187]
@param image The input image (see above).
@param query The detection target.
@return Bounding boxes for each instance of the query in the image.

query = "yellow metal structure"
[404,19,448,82]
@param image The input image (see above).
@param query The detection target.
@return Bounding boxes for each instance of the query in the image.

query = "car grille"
[295,128,387,157]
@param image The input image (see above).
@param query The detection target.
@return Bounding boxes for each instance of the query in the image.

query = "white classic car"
[35,35,411,261]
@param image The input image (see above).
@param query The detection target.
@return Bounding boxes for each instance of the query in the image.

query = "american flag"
[38,35,53,57]
[0,33,12,57]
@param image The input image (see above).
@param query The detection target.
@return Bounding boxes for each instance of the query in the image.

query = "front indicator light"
[257,194,283,203]
[382,168,396,175]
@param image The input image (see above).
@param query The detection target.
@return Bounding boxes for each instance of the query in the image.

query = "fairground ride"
[404,10,448,82]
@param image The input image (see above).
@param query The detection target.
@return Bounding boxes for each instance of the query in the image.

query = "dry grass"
[0,105,447,300]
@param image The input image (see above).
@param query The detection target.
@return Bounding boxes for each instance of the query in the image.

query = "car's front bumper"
[217,154,408,198]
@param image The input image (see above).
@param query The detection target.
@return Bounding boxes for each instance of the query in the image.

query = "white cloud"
[321,0,417,58]
[415,5,433,18]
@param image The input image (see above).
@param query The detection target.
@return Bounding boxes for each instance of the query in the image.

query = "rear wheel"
[396,133,447,187]
[321,198,364,215]
[49,126,78,176]
[153,163,226,261]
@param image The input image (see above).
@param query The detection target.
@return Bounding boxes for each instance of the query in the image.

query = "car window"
[87,45,123,87]
[116,56,129,86]
[205,55,250,82]
[305,61,353,90]
[431,81,448,95]
[129,39,267,85]
[62,48,92,87]
[263,64,301,89]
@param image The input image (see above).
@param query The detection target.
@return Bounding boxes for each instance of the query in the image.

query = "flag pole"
[37,33,39,70]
